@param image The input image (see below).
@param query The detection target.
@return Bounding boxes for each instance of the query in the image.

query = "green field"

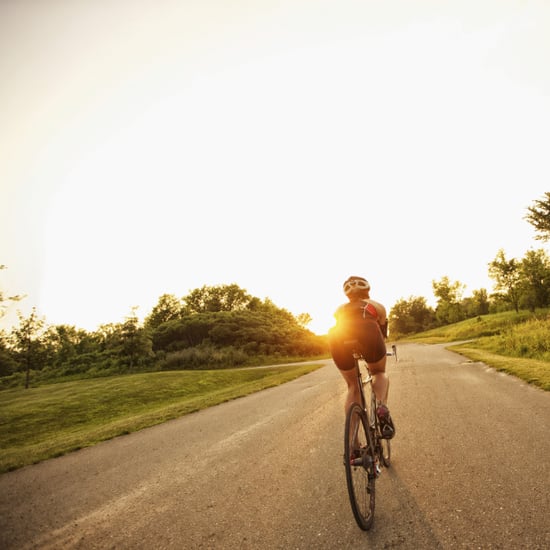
[0,363,324,474]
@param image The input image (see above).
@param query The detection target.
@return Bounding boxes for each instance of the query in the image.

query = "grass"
[0,363,324,474]
[445,344,550,391]
[402,309,550,392]
[403,309,540,344]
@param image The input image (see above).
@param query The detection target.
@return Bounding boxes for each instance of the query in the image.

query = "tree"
[11,307,45,388]
[389,296,435,335]
[518,249,550,311]
[42,324,95,369]
[0,330,18,377]
[120,307,152,369]
[150,297,324,358]
[295,313,312,329]
[432,276,465,324]
[525,192,550,242]
[468,288,490,316]
[183,284,252,313]
[95,322,123,351]
[488,249,522,312]
[144,294,183,330]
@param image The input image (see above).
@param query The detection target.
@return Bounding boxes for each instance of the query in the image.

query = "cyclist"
[328,275,395,439]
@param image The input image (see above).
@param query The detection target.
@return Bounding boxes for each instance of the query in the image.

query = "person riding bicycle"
[329,275,395,439]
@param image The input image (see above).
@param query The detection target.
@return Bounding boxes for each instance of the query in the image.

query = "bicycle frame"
[352,352,371,409]
[351,352,378,458]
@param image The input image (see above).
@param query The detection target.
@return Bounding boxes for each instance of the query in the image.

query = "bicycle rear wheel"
[344,403,376,530]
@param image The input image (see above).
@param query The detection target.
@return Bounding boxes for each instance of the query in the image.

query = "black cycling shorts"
[328,318,386,370]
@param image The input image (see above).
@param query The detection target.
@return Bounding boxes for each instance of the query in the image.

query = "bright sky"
[1,0,549,335]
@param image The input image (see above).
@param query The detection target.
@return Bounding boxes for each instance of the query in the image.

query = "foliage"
[488,249,522,312]
[432,276,466,325]
[120,307,153,369]
[295,312,312,328]
[157,345,251,370]
[183,283,252,313]
[390,276,500,338]
[0,284,326,388]
[151,307,324,358]
[389,296,435,336]
[10,308,46,388]
[389,281,490,338]
[144,293,183,330]
[518,249,550,311]
[465,316,550,360]
[524,191,550,242]
[0,331,18,377]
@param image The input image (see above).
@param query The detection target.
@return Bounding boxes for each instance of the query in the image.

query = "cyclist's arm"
[370,300,388,338]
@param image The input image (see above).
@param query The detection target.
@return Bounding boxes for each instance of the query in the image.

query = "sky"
[1,0,549,336]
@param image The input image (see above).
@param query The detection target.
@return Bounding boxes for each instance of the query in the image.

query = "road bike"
[343,342,397,530]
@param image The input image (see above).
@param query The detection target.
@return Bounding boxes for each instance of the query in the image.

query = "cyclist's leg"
[368,355,395,439]
[340,367,362,413]
[355,319,388,404]
[328,333,361,413]
[367,355,389,405]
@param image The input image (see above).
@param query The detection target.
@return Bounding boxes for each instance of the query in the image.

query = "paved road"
[1,343,549,549]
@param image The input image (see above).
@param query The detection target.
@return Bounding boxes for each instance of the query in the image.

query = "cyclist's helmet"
[343,276,370,297]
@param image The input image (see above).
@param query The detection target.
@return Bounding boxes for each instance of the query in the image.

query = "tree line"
[0,284,326,388]
[1,192,549,387]
[390,192,550,336]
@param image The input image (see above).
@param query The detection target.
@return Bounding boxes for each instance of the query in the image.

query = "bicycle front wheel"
[344,403,376,530]
[380,438,391,468]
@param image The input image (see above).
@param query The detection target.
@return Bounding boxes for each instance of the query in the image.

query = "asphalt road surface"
[1,343,549,549]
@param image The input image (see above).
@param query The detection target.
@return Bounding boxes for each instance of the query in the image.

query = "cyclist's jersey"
[334,299,386,328]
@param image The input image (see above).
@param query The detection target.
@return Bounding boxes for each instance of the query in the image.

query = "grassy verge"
[402,309,541,344]
[400,309,550,392]
[446,344,550,391]
[0,363,324,474]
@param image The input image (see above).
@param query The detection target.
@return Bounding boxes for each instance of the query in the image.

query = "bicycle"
[343,342,397,530]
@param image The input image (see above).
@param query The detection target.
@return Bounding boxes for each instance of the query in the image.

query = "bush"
[498,317,550,360]
[158,345,251,370]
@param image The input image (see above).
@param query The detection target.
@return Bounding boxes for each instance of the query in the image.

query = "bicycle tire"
[379,438,391,468]
[344,403,376,530]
